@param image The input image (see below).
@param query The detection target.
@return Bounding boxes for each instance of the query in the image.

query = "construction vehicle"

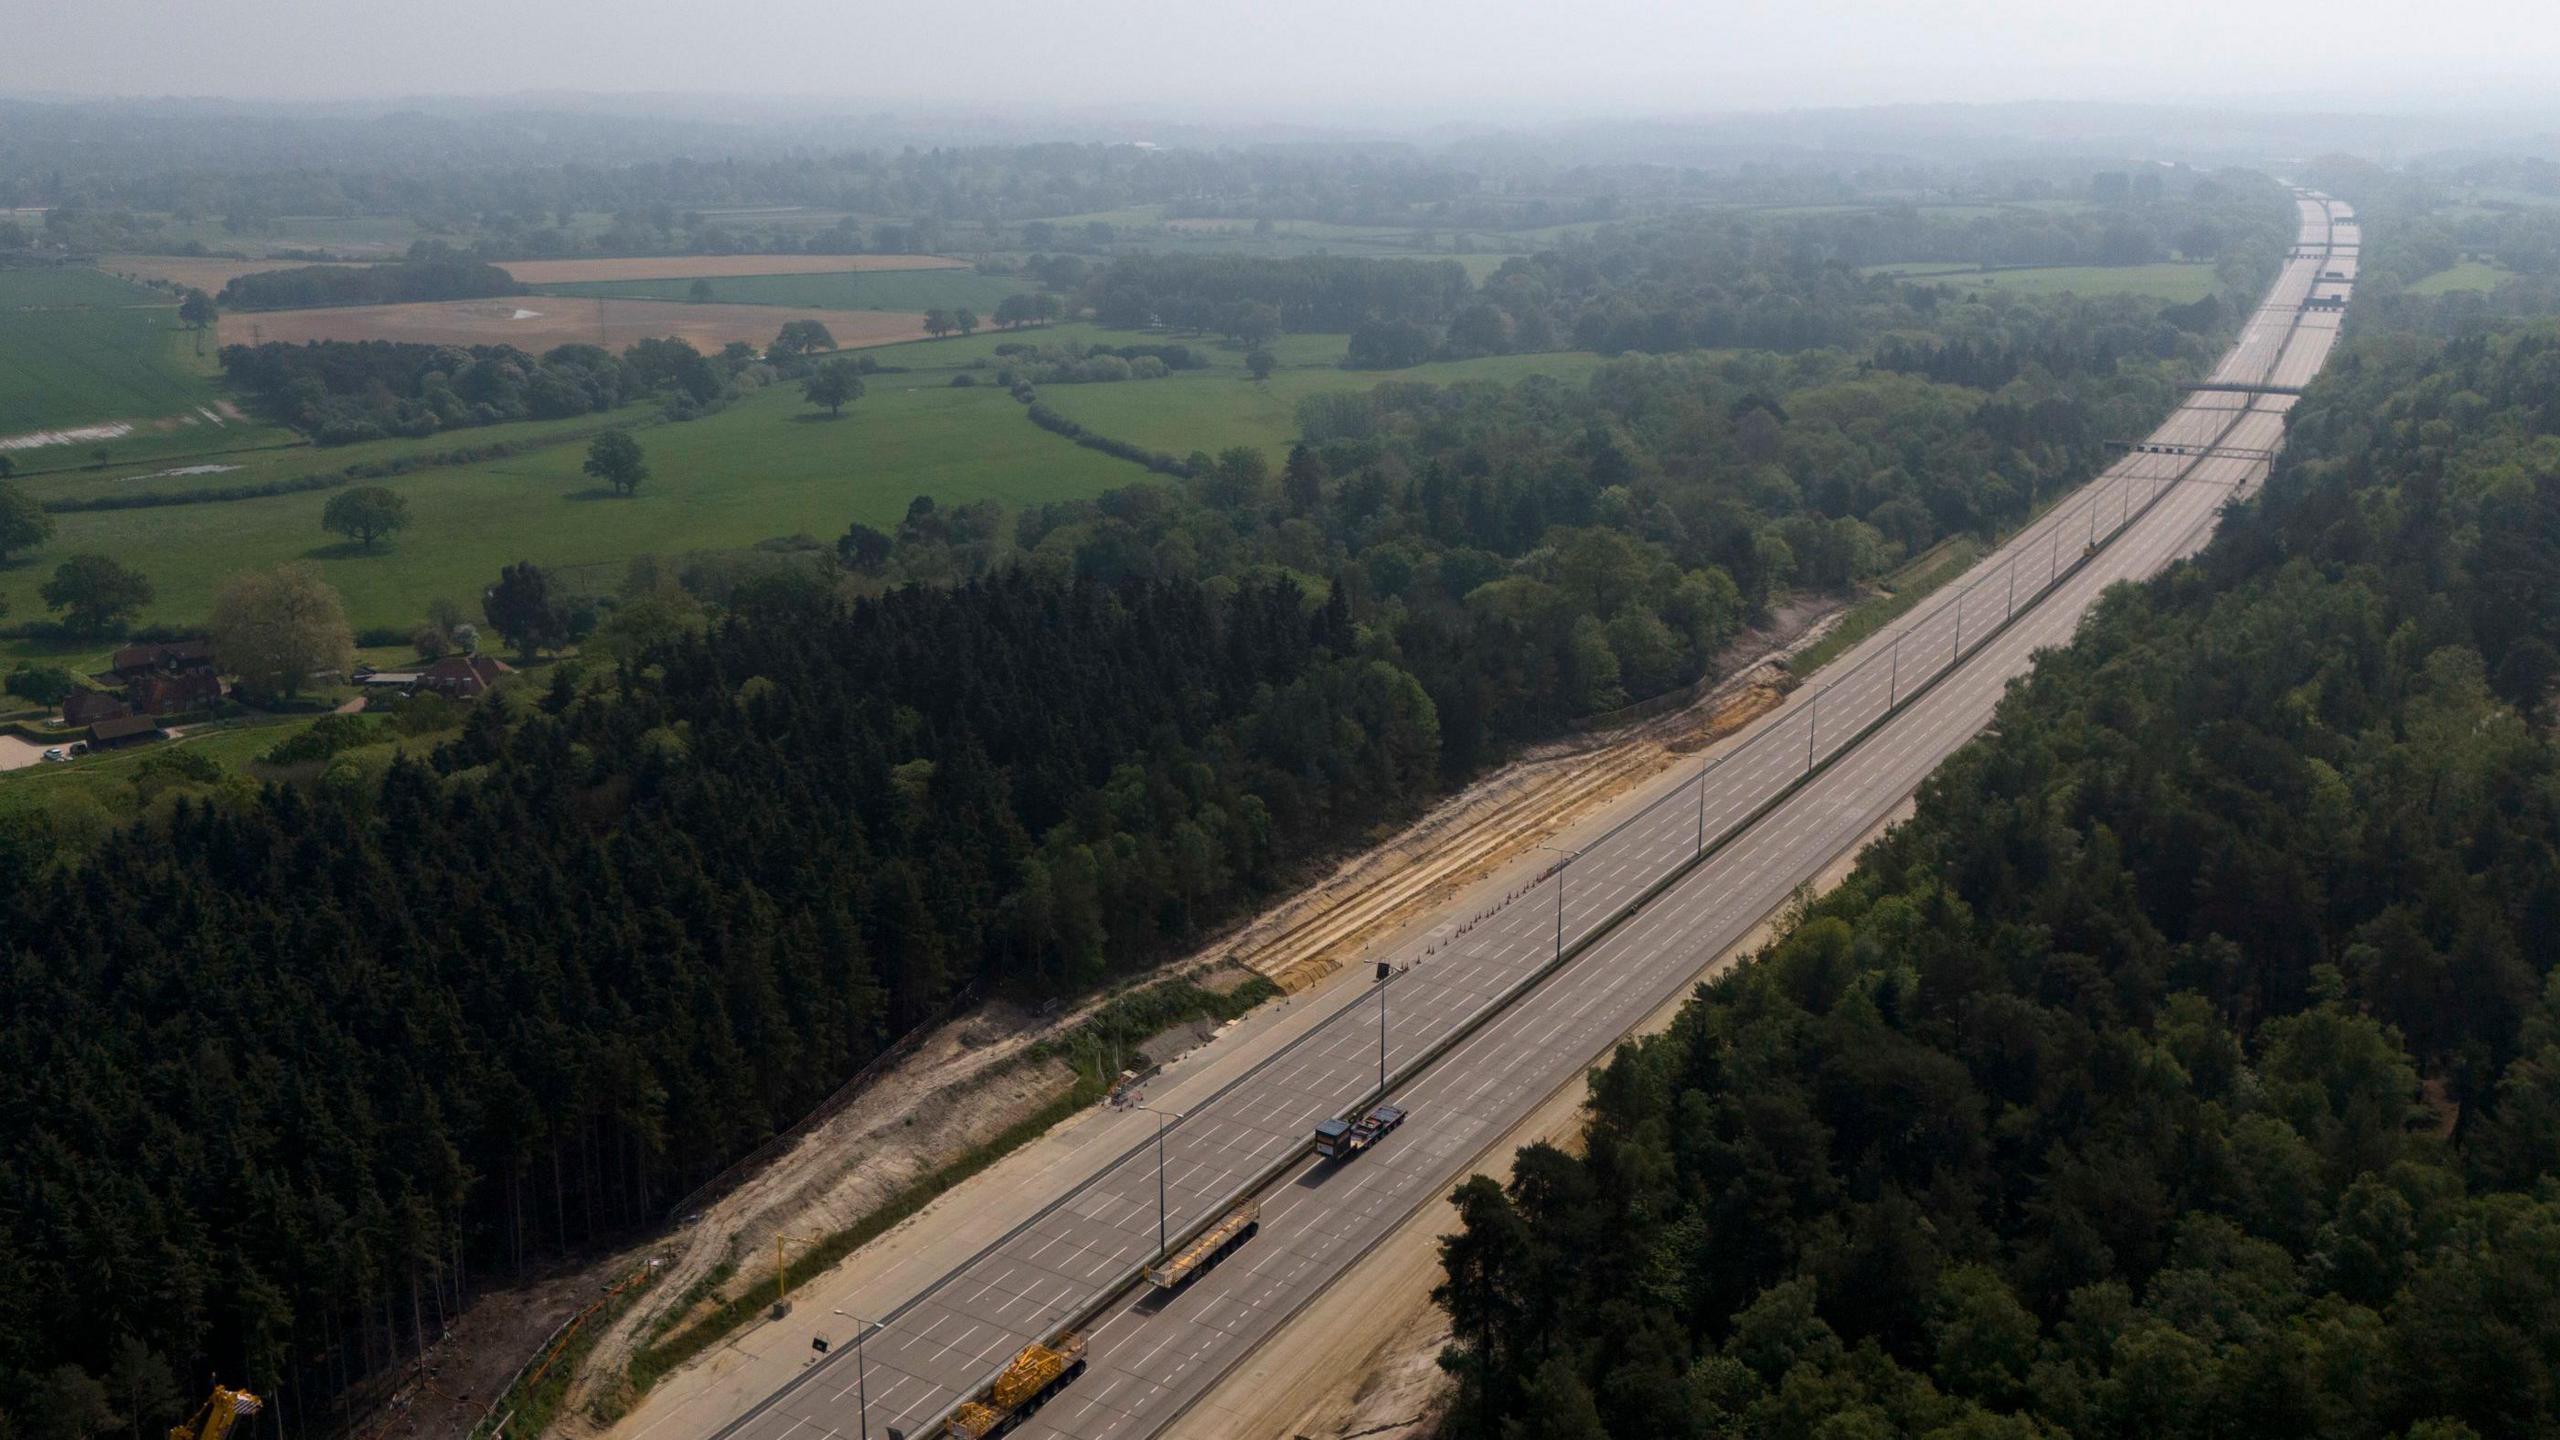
[1313,1103,1406,1161]
[171,1386,261,1440]
[1145,1201,1260,1291]
[946,1332,1088,1439]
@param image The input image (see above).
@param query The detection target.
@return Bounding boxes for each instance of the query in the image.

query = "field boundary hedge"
[1023,400,1197,479]
[41,424,626,513]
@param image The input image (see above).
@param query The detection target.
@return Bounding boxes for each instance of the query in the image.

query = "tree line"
[1068,174,2289,371]
[1428,316,2560,1440]
[214,244,525,310]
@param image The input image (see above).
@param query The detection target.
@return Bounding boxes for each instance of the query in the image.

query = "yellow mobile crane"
[170,1385,262,1440]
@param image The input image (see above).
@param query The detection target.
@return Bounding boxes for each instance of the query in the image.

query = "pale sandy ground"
[584,608,1847,1440]
[0,736,50,772]
[216,298,929,354]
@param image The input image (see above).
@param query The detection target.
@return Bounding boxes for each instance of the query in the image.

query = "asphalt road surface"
[710,192,2353,1440]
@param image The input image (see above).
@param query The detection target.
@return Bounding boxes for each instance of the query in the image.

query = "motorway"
[711,192,2354,1440]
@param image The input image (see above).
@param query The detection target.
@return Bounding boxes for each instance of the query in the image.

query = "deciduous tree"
[482,560,570,660]
[40,554,152,636]
[210,562,354,702]
[321,485,411,550]
[583,430,649,497]
[802,360,864,417]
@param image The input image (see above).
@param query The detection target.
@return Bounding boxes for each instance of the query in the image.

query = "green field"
[0,268,221,436]
[0,378,1141,637]
[1,297,1603,647]
[0,717,317,820]
[2406,260,2513,296]
[1865,261,2219,302]
[10,405,634,508]
[534,269,1031,312]
[1035,349,1608,461]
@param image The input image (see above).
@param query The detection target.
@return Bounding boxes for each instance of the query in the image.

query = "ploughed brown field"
[495,254,965,284]
[102,256,359,292]
[215,296,930,352]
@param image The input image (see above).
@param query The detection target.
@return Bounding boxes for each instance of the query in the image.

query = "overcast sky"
[6,0,2557,121]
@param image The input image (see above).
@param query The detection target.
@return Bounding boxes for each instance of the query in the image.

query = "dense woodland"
[1430,309,2560,1436]
[219,339,635,442]
[1076,179,2288,366]
[214,249,525,310]
[0,169,2297,1433]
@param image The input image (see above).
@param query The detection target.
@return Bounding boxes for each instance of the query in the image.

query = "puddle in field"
[511,308,544,320]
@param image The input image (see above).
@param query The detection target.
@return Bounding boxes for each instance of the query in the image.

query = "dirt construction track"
[215,297,928,353]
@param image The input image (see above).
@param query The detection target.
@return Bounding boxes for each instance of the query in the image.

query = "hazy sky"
[6,0,2558,120]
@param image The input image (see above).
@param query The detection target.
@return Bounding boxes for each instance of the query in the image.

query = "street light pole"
[1132,1104,1182,1262]
[1378,962,1391,1092]
[1534,843,1579,961]
[831,1311,880,1438]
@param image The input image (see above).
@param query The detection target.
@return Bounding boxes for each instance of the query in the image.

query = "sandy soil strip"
[216,298,930,354]
[497,255,966,285]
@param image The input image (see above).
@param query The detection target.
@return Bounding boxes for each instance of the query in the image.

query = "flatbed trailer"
[946,1333,1088,1439]
[1145,1201,1260,1290]
[1312,1103,1406,1161]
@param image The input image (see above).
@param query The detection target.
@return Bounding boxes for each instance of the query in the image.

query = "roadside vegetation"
[1431,202,2560,1440]
[0,130,2311,1435]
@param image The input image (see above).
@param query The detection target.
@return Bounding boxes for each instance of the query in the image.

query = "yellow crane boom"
[170,1385,262,1440]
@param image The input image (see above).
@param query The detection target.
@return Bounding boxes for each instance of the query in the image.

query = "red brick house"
[418,654,511,699]
[61,689,132,727]
[109,640,215,679]
[129,668,224,714]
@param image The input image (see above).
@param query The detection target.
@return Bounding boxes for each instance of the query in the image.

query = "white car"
[40,747,68,763]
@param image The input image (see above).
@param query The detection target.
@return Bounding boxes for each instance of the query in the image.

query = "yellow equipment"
[1145,1201,1260,1290]
[171,1386,262,1440]
[946,1334,1088,1438]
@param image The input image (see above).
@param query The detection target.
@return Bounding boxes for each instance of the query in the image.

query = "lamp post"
[829,1310,881,1438]
[1132,1103,1183,1262]
[1533,842,1581,961]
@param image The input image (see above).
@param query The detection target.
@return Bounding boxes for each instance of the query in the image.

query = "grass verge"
[1788,537,1983,680]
